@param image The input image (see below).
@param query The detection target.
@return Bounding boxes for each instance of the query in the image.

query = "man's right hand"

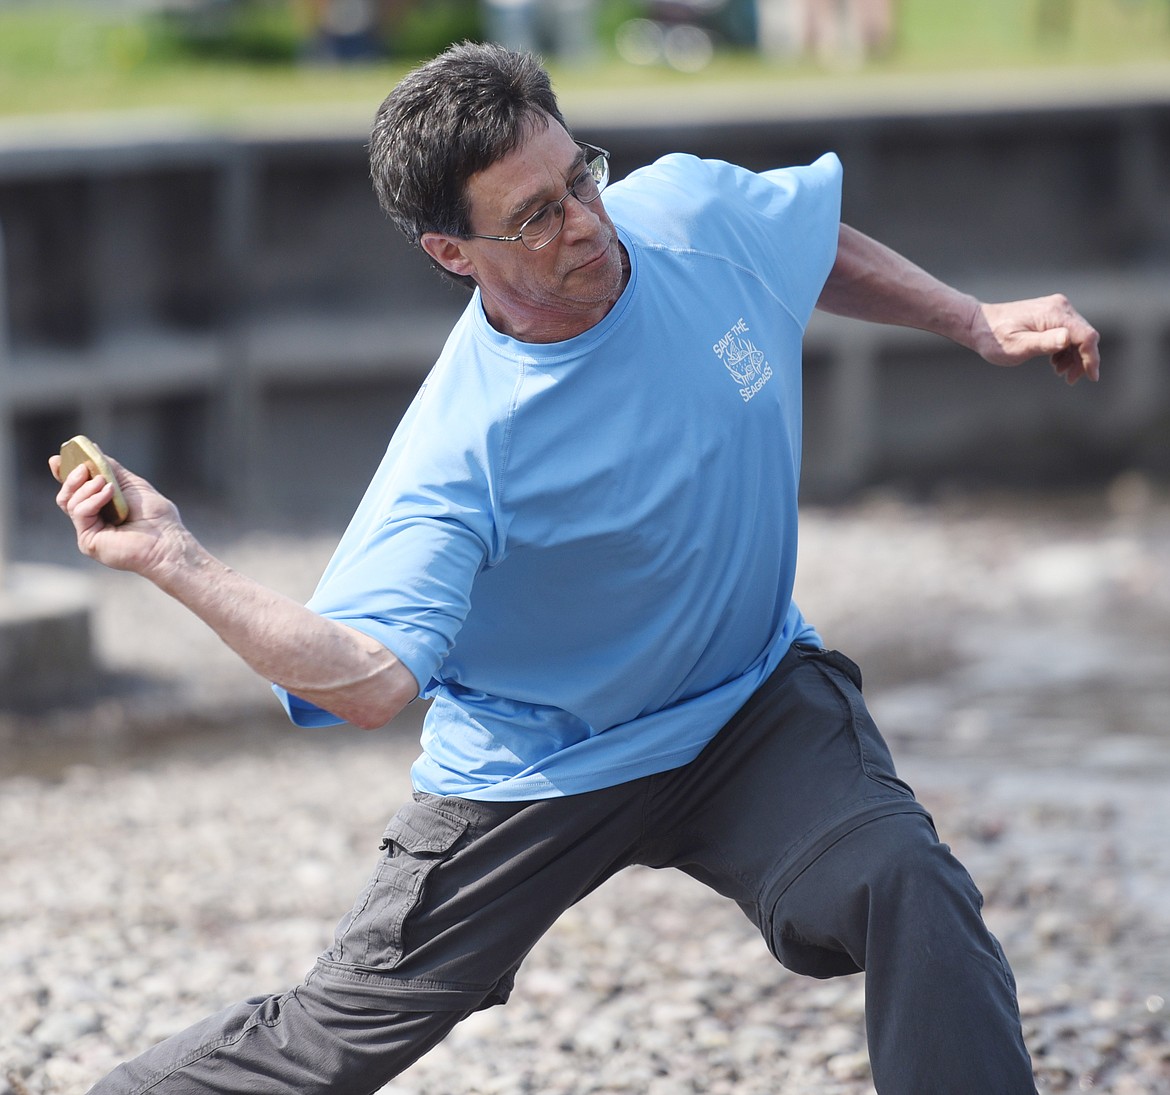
[49,453,188,581]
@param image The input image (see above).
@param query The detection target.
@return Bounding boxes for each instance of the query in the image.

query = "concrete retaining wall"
[1,83,1167,539]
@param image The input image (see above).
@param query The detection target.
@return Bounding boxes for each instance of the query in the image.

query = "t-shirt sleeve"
[756,152,843,326]
[608,151,843,331]
[272,512,489,727]
[273,378,501,727]
[700,152,843,329]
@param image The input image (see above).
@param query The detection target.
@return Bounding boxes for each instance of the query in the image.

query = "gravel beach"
[3,480,1170,1094]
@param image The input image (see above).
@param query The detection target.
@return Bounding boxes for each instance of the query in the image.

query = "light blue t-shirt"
[275,152,843,800]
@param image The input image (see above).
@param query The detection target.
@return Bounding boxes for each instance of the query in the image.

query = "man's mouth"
[573,245,611,273]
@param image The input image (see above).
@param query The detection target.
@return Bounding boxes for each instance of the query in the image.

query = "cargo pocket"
[330,800,469,971]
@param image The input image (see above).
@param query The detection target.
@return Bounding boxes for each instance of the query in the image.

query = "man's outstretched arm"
[51,455,418,730]
[817,223,1101,385]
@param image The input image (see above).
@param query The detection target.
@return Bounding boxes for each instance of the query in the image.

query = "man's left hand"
[971,294,1100,385]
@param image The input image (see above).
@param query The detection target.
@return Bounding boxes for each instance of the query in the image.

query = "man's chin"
[570,246,624,298]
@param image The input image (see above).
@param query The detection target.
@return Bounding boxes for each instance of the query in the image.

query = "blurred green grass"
[0,0,1168,120]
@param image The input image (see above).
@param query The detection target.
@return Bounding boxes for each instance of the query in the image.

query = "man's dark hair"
[369,41,570,287]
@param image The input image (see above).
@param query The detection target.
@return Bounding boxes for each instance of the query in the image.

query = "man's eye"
[526,205,553,227]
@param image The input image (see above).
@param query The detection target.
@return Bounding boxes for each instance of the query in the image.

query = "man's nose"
[559,193,604,240]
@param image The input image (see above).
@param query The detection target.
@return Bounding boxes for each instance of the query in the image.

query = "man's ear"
[421,233,476,280]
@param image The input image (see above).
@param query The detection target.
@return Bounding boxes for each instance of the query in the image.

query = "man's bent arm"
[52,456,418,730]
[817,224,1100,385]
[151,535,418,729]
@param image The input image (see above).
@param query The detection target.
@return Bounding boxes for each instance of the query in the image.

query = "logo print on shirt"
[713,317,772,403]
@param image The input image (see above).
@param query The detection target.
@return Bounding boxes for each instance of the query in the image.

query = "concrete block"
[0,563,98,711]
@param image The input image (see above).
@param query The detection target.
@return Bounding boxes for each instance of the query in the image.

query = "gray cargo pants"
[89,644,1037,1094]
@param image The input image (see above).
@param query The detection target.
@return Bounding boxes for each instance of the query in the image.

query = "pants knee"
[869,814,991,933]
[769,812,986,976]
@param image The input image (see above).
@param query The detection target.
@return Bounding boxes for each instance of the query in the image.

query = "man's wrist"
[947,293,986,355]
[147,526,215,597]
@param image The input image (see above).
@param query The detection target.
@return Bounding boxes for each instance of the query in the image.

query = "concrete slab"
[0,563,98,711]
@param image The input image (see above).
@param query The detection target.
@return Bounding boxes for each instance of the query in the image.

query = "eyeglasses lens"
[520,151,609,251]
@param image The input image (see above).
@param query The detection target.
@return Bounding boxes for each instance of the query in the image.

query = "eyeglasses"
[470,144,610,252]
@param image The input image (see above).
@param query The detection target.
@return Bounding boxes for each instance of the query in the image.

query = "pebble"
[4,486,1170,1093]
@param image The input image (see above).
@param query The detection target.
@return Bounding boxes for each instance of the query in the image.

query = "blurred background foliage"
[0,0,1167,118]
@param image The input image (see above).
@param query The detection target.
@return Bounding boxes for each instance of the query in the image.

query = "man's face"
[421,114,627,343]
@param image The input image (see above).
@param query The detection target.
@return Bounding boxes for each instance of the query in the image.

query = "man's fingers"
[1009,325,1071,365]
[56,464,115,525]
[1013,314,1099,386]
[1053,355,1083,386]
[1047,296,1100,383]
[1076,328,1101,382]
[994,324,1068,368]
[72,477,109,514]
[1047,326,1100,386]
[54,462,87,508]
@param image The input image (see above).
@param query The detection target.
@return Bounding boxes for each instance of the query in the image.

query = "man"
[56,42,1099,1095]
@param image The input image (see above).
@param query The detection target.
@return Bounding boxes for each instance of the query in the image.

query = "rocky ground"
[3,478,1170,1094]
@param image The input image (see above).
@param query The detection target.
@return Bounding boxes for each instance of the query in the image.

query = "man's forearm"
[816,223,982,348]
[151,530,417,729]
